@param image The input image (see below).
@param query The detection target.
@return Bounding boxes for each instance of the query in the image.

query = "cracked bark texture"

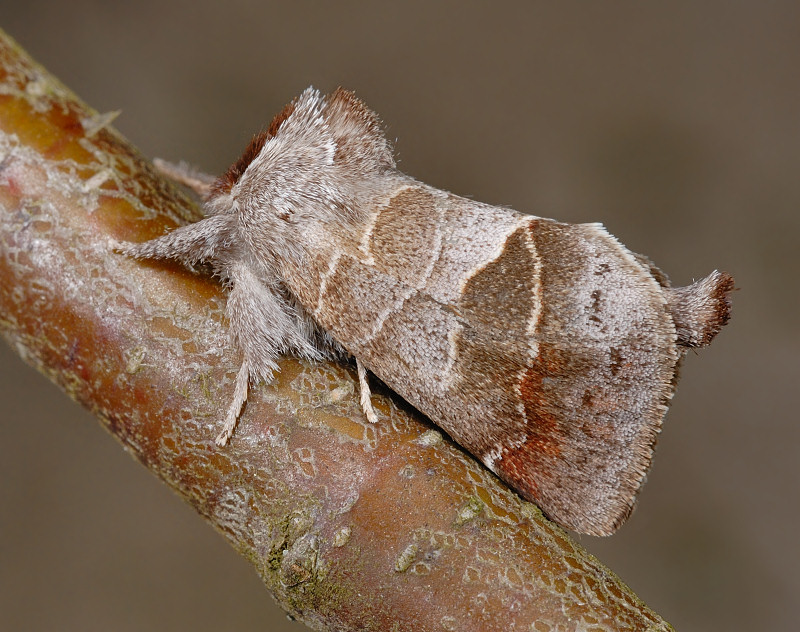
[0,30,673,632]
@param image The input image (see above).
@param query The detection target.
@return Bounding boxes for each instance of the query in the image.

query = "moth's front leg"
[218,262,324,445]
[117,213,235,268]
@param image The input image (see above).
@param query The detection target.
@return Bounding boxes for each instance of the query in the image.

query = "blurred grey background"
[0,2,796,630]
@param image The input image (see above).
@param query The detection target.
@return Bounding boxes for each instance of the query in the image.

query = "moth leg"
[218,262,327,443]
[153,158,215,197]
[117,213,235,268]
[216,357,251,446]
[356,358,378,424]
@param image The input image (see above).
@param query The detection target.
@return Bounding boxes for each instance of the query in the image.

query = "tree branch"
[0,29,673,631]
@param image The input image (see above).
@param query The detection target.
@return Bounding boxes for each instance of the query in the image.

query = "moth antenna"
[357,358,378,423]
[154,158,215,197]
[216,358,251,445]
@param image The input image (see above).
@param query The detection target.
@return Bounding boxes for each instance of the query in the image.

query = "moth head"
[206,87,395,240]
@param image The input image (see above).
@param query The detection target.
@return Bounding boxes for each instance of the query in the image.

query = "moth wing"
[291,183,679,536]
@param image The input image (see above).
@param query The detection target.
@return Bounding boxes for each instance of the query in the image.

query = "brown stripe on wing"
[316,254,411,351]
[494,220,679,536]
[457,223,541,342]
[367,187,442,287]
[443,225,541,457]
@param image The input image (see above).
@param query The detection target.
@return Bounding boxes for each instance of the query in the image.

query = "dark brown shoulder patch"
[267,100,297,138]
[211,100,297,196]
[327,87,382,135]
[324,87,394,171]
[211,131,270,195]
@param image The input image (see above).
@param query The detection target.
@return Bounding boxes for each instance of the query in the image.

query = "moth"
[121,87,733,536]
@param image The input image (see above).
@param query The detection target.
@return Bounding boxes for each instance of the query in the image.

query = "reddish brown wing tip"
[669,270,735,348]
